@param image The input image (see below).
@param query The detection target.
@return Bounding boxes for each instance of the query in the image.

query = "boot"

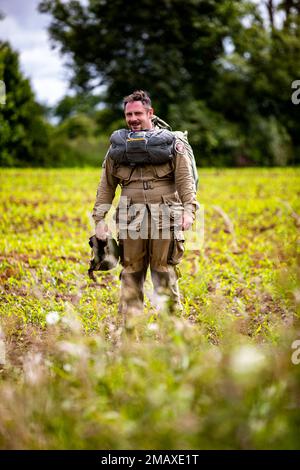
[119,270,146,316]
[151,268,183,313]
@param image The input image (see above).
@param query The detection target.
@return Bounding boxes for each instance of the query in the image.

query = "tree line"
[1,0,300,167]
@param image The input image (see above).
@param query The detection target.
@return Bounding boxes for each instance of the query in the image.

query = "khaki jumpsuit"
[92,133,198,315]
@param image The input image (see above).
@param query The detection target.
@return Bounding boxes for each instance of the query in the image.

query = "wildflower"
[46,311,60,325]
[23,352,44,385]
[147,323,158,331]
[230,344,266,376]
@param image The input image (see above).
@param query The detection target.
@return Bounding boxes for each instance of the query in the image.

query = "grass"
[0,167,299,449]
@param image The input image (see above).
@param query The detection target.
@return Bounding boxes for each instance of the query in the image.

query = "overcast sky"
[0,0,69,106]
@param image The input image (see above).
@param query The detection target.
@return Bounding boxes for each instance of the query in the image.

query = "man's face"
[125,101,154,131]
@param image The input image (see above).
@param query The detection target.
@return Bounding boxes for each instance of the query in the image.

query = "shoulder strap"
[151,115,172,131]
[151,116,198,189]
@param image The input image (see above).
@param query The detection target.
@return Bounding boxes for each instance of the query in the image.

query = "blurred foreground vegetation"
[0,168,300,449]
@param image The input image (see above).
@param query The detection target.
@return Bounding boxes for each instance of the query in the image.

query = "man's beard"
[129,122,142,131]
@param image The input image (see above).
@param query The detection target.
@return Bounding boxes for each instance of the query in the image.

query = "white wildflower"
[23,352,44,385]
[147,322,159,331]
[46,311,60,325]
[230,344,266,376]
[63,363,72,372]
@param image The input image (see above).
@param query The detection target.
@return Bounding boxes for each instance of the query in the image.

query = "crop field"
[0,167,300,449]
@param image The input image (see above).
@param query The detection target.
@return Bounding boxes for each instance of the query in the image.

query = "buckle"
[143,180,152,190]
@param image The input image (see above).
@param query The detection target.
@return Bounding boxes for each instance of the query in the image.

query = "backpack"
[152,115,199,189]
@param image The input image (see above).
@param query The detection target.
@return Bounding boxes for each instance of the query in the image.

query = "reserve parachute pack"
[108,128,174,166]
[152,115,199,189]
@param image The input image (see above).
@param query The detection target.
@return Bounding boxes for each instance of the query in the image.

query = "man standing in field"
[92,90,197,315]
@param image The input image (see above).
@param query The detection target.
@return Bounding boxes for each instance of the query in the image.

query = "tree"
[0,41,50,166]
[39,0,300,166]
[39,0,248,116]
[203,0,300,164]
[54,92,103,123]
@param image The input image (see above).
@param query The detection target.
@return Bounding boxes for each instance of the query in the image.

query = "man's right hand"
[95,220,109,240]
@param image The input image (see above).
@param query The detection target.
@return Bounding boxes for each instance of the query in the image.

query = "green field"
[0,167,300,449]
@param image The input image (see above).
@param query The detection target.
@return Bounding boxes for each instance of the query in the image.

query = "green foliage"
[0,39,108,168]
[47,113,108,167]
[169,100,242,166]
[38,0,247,113]
[0,41,51,167]
[0,168,300,449]
[37,0,300,167]
[212,9,300,165]
[54,93,103,123]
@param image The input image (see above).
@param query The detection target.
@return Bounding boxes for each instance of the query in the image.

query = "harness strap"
[121,180,175,190]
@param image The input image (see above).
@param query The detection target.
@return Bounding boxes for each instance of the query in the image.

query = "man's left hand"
[182,212,194,231]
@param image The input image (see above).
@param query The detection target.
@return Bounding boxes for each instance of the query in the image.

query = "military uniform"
[92,127,198,315]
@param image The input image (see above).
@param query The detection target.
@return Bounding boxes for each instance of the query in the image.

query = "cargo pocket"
[153,161,174,178]
[112,164,133,182]
[161,193,184,231]
[167,231,185,265]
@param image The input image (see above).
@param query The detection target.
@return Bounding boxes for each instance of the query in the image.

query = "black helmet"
[88,235,120,280]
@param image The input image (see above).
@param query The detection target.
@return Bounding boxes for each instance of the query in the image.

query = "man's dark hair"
[123,90,152,109]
